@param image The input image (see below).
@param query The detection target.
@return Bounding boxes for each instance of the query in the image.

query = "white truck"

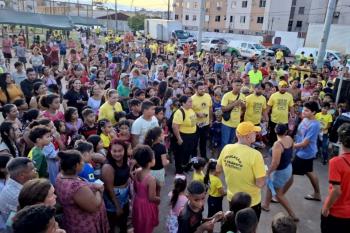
[144,19,182,42]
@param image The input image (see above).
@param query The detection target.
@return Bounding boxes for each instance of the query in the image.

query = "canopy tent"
[0,9,102,29]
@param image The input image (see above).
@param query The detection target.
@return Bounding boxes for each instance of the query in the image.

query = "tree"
[127,14,147,32]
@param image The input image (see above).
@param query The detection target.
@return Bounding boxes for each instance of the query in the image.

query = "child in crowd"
[75,141,96,182]
[210,110,222,157]
[155,106,165,124]
[64,107,83,137]
[316,102,333,164]
[166,175,188,233]
[97,119,115,149]
[79,108,98,139]
[132,145,160,233]
[191,157,207,183]
[115,120,132,156]
[177,181,224,233]
[221,192,252,233]
[126,99,141,121]
[114,111,127,123]
[271,212,297,233]
[234,208,258,233]
[204,159,226,218]
[41,94,64,122]
[144,126,169,185]
[28,126,52,178]
[53,120,70,150]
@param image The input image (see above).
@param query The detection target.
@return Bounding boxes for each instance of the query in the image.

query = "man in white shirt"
[131,100,159,146]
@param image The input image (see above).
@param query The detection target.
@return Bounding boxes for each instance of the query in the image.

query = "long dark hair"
[0,121,20,157]
[87,135,102,152]
[107,139,128,168]
[0,73,11,104]
[157,81,168,100]
[144,126,162,147]
[170,177,187,208]
[1,104,16,119]
[204,159,217,187]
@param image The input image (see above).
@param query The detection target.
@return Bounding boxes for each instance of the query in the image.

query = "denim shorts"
[271,164,292,188]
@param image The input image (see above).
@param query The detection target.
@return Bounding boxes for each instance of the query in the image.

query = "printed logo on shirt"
[223,154,243,170]
[277,99,287,110]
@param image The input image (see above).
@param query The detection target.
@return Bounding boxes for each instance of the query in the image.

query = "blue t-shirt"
[78,163,96,182]
[295,118,321,159]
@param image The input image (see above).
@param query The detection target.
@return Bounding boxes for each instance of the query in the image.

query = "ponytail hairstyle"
[190,157,206,171]
[87,135,102,152]
[97,118,110,135]
[28,118,51,129]
[170,175,187,208]
[0,121,20,157]
[40,94,60,109]
[0,73,11,104]
[204,159,218,187]
[144,126,162,147]
[22,109,40,125]
[0,104,16,119]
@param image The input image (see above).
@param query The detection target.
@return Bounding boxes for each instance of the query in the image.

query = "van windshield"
[175,31,189,39]
[254,44,265,50]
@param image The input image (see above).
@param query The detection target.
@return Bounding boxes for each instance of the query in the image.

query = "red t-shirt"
[328,153,350,218]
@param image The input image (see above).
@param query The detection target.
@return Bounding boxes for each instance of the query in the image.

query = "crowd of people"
[0,29,349,233]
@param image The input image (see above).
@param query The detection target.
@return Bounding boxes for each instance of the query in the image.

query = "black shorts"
[3,52,12,59]
[292,156,314,175]
[18,57,27,64]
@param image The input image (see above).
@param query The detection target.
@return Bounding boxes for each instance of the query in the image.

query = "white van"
[294,47,341,65]
[227,40,274,58]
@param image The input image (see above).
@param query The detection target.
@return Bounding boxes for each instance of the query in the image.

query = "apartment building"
[174,0,312,34]
[309,0,350,25]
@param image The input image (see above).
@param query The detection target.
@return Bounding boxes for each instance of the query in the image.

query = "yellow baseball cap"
[236,121,261,136]
[278,80,288,87]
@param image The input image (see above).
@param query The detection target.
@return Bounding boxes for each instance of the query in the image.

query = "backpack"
[167,108,185,135]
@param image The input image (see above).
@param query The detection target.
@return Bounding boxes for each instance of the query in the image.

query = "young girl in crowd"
[97,119,115,149]
[115,120,132,156]
[191,157,206,183]
[54,119,69,150]
[64,107,83,137]
[144,126,169,185]
[75,141,96,183]
[132,145,160,233]
[166,175,188,233]
[41,94,64,122]
[204,159,226,218]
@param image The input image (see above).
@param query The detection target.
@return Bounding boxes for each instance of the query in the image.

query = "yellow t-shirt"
[192,171,204,183]
[165,44,176,54]
[208,174,223,197]
[150,43,158,54]
[218,144,266,205]
[248,70,263,85]
[267,92,294,124]
[98,102,123,125]
[191,93,212,126]
[316,112,333,133]
[173,108,197,134]
[221,92,246,128]
[275,50,284,60]
[244,94,267,125]
[100,133,111,148]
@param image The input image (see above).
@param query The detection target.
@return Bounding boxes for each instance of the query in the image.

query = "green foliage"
[127,14,147,32]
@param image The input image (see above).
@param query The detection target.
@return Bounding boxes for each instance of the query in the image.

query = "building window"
[257,17,264,23]
[259,0,266,7]
[230,16,234,22]
[192,15,197,21]
[215,15,221,22]
[186,2,190,8]
[175,14,179,20]
[292,0,297,5]
[216,2,221,7]
[185,15,189,20]
[240,16,246,23]
[194,1,198,8]
[298,7,304,15]
[205,15,209,22]
[242,1,248,8]
[231,1,236,8]
[296,21,302,27]
[288,20,293,26]
[214,29,220,32]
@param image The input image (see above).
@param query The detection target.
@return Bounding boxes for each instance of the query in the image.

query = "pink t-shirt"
[43,110,64,122]
[168,192,188,216]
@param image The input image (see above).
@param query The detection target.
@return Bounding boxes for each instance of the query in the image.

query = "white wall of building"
[263,0,292,31]
[233,0,251,30]
[273,31,305,54]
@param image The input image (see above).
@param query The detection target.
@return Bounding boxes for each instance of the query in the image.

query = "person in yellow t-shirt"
[275,49,284,62]
[165,42,176,54]
[221,79,246,147]
[248,64,263,85]
[98,89,123,125]
[316,102,333,164]
[267,81,294,144]
[172,95,197,174]
[244,84,267,125]
[216,121,266,219]
[204,159,226,217]
[191,81,213,159]
[191,157,206,183]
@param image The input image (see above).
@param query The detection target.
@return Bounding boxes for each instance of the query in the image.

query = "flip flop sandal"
[304,194,321,201]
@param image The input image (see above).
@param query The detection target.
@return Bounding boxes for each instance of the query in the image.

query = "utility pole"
[316,0,336,69]
[78,0,80,16]
[115,0,118,33]
[167,0,170,20]
[197,0,205,51]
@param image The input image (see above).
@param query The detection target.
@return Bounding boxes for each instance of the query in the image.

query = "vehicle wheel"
[210,48,214,52]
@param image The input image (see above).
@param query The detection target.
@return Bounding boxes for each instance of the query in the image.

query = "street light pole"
[115,0,118,33]
[197,0,205,51]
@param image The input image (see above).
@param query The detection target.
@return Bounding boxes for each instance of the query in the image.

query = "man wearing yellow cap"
[266,81,294,144]
[217,121,266,219]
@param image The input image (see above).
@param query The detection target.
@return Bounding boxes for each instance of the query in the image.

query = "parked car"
[269,44,291,57]
[201,38,228,52]
[295,47,342,67]
[227,40,274,58]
